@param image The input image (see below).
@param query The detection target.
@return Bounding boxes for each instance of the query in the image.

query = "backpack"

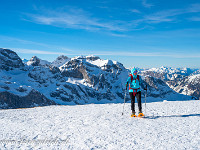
[129,74,140,83]
[129,74,140,96]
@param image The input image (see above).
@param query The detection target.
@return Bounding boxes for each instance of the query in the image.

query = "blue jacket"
[126,68,141,93]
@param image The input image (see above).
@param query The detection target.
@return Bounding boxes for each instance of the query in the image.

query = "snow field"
[0,100,200,150]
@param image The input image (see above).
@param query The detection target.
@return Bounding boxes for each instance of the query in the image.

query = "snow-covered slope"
[0,100,199,149]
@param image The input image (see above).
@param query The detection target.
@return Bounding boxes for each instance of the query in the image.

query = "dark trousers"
[129,91,142,113]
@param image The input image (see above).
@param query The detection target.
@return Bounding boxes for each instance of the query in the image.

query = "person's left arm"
[126,76,131,90]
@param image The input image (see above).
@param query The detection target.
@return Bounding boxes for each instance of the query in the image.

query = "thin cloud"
[143,9,182,23]
[0,35,75,52]
[142,0,154,8]
[130,9,141,14]
[24,8,128,32]
[108,33,129,37]
[22,3,200,34]
[188,3,200,13]
[133,3,200,25]
[72,50,200,58]
[189,16,200,21]
[12,48,68,55]
[8,48,200,58]
[0,35,50,48]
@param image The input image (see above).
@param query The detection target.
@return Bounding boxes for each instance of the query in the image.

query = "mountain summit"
[0,48,24,70]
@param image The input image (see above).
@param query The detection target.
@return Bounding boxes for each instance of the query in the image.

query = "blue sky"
[0,0,200,68]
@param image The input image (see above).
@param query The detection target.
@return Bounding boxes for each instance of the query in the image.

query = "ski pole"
[144,85,147,116]
[122,89,127,115]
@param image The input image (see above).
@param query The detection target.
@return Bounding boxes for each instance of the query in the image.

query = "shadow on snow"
[145,113,200,119]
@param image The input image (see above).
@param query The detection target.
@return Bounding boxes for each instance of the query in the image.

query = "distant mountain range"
[140,67,200,99]
[0,48,198,109]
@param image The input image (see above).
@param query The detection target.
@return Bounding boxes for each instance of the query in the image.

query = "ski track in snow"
[0,100,200,150]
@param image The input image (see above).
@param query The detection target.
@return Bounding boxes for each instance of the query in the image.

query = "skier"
[126,68,144,117]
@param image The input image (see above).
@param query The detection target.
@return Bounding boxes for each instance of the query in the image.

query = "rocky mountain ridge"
[0,48,195,109]
[140,66,200,99]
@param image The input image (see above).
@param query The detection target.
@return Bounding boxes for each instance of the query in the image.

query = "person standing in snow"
[126,68,144,117]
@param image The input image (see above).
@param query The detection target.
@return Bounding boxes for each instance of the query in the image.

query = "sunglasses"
[134,71,137,73]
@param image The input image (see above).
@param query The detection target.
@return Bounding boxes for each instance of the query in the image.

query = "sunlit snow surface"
[0,100,200,149]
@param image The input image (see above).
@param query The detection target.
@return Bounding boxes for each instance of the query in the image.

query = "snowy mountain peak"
[0,48,22,62]
[22,58,29,63]
[51,55,70,67]
[86,55,100,61]
[27,56,50,67]
[70,55,100,61]
[27,56,40,66]
[0,48,24,70]
[56,55,69,60]
[69,55,124,70]
[84,56,125,71]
